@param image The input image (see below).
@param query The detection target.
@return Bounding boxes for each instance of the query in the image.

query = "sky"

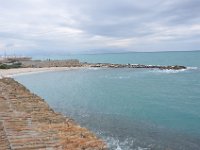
[0,0,200,55]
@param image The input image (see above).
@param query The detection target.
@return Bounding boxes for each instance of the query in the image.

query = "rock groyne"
[0,78,107,150]
[87,63,187,70]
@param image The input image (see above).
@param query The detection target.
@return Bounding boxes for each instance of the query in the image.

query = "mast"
[4,48,7,58]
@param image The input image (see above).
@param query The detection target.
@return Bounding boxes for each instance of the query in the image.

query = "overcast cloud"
[0,0,200,55]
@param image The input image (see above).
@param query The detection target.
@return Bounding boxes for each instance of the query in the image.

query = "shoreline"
[0,67,85,79]
[0,77,107,149]
[1,58,187,72]
[0,63,189,79]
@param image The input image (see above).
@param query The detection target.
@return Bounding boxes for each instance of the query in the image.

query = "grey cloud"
[66,0,200,38]
[69,0,155,37]
[0,0,199,54]
[155,0,200,25]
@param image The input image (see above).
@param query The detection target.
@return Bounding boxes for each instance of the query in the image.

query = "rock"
[87,63,187,70]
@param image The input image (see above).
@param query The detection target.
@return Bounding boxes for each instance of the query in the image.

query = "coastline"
[0,67,85,79]
[0,77,107,149]
[0,62,188,79]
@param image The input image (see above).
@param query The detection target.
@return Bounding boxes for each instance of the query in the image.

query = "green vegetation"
[0,62,22,69]
[0,64,8,69]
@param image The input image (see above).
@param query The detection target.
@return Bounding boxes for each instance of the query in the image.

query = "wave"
[103,136,151,150]
[86,67,102,70]
[103,136,131,150]
[150,66,198,74]
[187,67,198,70]
[155,69,187,74]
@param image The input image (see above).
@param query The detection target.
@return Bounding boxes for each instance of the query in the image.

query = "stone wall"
[0,78,107,150]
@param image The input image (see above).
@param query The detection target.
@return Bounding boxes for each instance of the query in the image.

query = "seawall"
[0,78,107,150]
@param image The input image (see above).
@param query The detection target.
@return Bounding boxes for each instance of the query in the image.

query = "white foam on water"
[87,67,101,70]
[158,69,187,73]
[104,136,151,150]
[103,136,135,150]
[116,144,122,150]
[187,67,198,70]
[150,66,198,74]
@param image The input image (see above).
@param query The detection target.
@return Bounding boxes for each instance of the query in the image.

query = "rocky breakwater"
[87,63,187,70]
[0,78,107,150]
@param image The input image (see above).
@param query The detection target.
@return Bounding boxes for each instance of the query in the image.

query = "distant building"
[0,56,32,63]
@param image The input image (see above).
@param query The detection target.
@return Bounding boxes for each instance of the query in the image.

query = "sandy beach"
[0,67,83,79]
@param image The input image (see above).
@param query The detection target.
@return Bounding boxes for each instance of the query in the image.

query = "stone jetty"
[0,78,107,150]
[87,63,187,70]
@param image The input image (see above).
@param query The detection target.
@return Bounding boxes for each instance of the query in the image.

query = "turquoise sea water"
[15,51,200,150]
[34,51,200,67]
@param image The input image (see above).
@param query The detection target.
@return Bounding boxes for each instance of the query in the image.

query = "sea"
[14,51,200,150]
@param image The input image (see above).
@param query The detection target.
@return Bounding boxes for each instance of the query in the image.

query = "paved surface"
[0,78,106,150]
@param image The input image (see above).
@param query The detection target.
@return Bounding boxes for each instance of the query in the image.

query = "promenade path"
[0,78,106,150]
